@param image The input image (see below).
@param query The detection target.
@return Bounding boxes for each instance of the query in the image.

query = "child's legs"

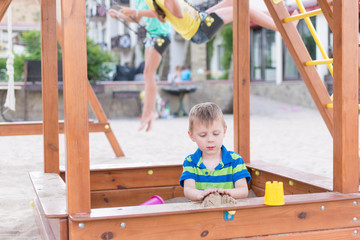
[206,0,232,13]
[143,46,162,116]
[206,7,232,25]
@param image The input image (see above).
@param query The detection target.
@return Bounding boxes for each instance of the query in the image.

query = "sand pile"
[202,192,237,207]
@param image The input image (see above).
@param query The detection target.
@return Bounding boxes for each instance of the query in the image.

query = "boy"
[180,102,251,201]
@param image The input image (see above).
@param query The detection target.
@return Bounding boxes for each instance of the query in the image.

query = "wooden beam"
[68,192,360,239]
[264,0,334,137]
[317,0,334,32]
[248,161,332,196]
[332,0,359,193]
[238,227,360,239]
[233,0,250,162]
[0,121,109,136]
[91,186,184,208]
[41,0,60,174]
[87,83,124,157]
[0,0,11,22]
[89,165,182,191]
[61,0,90,215]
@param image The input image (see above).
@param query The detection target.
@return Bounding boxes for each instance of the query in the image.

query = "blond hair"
[188,102,226,132]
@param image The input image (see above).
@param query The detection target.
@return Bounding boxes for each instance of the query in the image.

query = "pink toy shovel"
[140,195,165,205]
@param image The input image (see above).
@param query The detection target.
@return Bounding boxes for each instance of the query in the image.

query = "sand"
[202,192,237,208]
[0,94,337,239]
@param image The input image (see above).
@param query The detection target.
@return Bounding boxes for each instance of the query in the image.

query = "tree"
[0,30,115,81]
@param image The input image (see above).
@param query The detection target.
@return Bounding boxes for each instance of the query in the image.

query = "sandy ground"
[0,95,336,239]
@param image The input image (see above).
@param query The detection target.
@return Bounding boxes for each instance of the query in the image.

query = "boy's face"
[188,119,227,158]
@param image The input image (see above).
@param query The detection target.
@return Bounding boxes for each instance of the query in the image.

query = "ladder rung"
[326,104,360,109]
[305,59,333,66]
[283,9,323,23]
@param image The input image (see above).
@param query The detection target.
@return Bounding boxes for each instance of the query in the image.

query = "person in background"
[108,0,171,132]
[180,65,192,81]
[168,65,182,84]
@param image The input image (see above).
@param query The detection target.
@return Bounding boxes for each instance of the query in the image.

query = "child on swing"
[108,0,171,132]
[120,0,279,44]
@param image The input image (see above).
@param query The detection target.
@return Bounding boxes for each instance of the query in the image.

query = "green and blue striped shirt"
[180,146,251,190]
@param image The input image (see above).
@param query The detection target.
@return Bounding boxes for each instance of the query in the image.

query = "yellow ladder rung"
[305,59,333,66]
[326,104,333,108]
[283,9,323,23]
[326,104,360,109]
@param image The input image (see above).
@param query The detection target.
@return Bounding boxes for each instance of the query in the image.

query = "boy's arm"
[183,179,217,201]
[218,178,249,199]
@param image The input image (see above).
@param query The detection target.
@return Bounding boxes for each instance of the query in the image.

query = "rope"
[4,2,15,112]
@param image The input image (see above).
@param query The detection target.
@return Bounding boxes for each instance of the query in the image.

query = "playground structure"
[0,0,359,239]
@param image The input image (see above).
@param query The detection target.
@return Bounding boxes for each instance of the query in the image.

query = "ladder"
[264,0,336,137]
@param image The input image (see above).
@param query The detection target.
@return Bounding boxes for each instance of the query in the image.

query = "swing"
[4,2,15,112]
[200,12,224,41]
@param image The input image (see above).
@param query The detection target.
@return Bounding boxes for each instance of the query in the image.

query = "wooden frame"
[24,0,360,239]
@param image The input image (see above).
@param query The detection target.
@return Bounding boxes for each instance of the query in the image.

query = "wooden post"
[41,0,59,174]
[233,0,250,162]
[0,0,11,21]
[87,83,124,157]
[317,0,334,31]
[61,0,91,214]
[332,0,359,193]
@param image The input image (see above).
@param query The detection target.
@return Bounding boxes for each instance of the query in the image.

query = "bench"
[29,172,68,239]
[112,90,142,114]
[24,60,63,91]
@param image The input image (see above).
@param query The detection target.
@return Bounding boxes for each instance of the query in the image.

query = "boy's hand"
[201,188,218,199]
[217,189,232,197]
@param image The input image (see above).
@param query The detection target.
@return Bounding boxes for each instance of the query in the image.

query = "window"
[283,16,316,80]
[250,28,276,82]
[217,45,225,71]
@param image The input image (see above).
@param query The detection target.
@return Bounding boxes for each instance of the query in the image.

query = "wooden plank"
[41,0,60,174]
[29,172,67,218]
[236,227,360,239]
[90,165,182,191]
[317,0,334,31]
[0,0,11,22]
[59,218,69,240]
[91,186,184,208]
[233,0,250,162]
[332,0,359,193]
[251,184,265,197]
[87,82,124,157]
[0,121,108,136]
[250,170,330,196]
[71,192,360,219]
[33,198,68,240]
[61,0,91,214]
[264,0,334,137]
[248,161,332,195]
[33,198,57,240]
[69,193,360,239]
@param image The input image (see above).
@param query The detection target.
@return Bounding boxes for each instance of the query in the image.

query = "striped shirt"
[180,146,251,190]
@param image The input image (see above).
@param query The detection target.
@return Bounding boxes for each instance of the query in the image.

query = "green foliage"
[86,37,114,81]
[220,24,233,70]
[1,30,114,82]
[206,37,215,62]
